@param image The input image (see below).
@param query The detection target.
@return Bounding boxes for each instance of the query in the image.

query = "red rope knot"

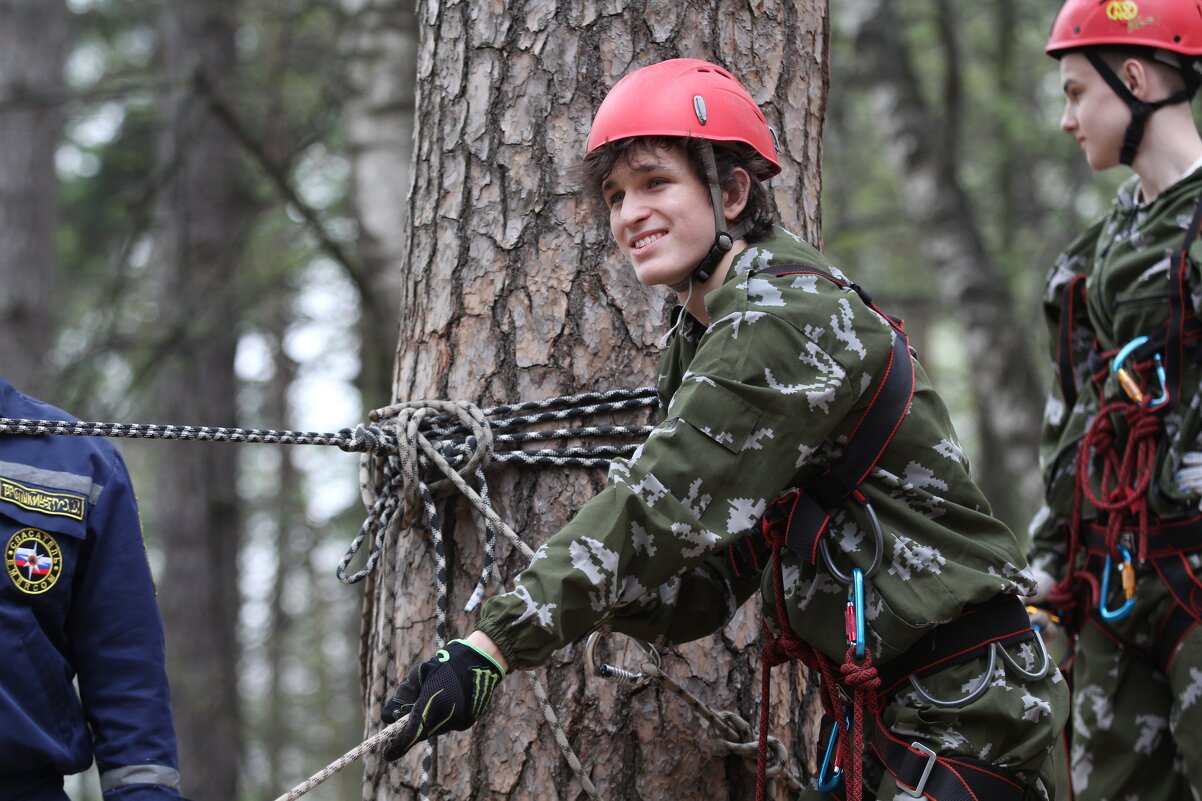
[840,646,881,693]
[760,626,807,670]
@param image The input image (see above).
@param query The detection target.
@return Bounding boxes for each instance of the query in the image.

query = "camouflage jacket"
[477,226,1033,670]
[1030,168,1202,581]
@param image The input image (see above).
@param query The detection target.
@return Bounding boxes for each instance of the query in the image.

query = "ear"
[1121,57,1151,99]
[722,167,752,224]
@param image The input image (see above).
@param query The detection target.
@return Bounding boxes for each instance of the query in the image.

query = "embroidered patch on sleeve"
[6,528,63,594]
[0,476,86,521]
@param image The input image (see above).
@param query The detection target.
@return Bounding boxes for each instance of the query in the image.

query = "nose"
[615,191,650,229]
[1060,104,1076,134]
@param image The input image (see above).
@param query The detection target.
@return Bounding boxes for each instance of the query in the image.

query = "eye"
[606,190,624,208]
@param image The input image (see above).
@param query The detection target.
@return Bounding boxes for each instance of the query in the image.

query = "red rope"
[1053,399,1162,612]
[757,515,880,801]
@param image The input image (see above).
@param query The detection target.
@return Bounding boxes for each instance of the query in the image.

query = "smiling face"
[601,144,717,288]
[1059,52,1132,171]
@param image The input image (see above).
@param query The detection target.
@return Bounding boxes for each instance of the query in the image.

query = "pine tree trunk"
[341,0,414,410]
[0,0,73,399]
[150,2,249,798]
[359,2,829,799]
[851,0,1044,532]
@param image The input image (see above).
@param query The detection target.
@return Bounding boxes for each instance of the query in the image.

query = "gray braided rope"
[357,400,599,801]
[271,714,409,801]
[637,660,805,792]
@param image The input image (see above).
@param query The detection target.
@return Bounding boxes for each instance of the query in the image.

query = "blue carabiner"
[816,714,849,793]
[848,567,866,659]
[1111,336,1169,409]
[1099,545,1136,622]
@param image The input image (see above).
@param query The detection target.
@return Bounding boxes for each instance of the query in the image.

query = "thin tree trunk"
[852,0,1044,532]
[341,0,414,411]
[359,1,829,799]
[0,0,73,399]
[151,1,249,798]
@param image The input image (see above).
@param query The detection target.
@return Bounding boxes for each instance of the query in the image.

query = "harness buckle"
[901,742,938,798]
[1111,335,1168,409]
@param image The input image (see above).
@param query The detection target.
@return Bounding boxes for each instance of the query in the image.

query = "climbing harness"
[731,264,1048,801]
[743,263,911,801]
[1049,197,1202,642]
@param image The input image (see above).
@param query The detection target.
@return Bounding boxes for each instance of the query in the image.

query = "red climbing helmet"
[1046,0,1202,58]
[585,58,781,179]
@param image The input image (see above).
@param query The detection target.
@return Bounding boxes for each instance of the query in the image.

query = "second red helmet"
[585,58,781,179]
[1046,0,1202,57]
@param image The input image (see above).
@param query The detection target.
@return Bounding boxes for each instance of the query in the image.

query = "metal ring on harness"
[819,498,886,584]
[907,640,997,709]
[1099,545,1137,622]
[584,630,662,687]
[1112,335,1169,410]
[994,628,1053,682]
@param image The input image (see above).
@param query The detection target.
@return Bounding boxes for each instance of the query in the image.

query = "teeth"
[634,233,663,249]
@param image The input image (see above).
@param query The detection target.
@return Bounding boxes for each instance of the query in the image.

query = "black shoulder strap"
[1057,273,1089,412]
[756,264,915,563]
[1164,197,1202,413]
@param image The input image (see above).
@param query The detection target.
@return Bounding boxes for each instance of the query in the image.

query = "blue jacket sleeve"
[69,451,182,800]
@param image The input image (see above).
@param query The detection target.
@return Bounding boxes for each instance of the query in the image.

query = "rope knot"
[840,646,881,693]
[339,424,391,454]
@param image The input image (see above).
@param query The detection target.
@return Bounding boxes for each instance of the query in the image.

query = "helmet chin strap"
[670,142,751,292]
[1084,51,1197,166]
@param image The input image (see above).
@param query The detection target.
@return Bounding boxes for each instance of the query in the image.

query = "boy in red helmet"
[384,58,1066,800]
[1028,0,1202,797]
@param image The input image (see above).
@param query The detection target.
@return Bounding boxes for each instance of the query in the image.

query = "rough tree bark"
[150,1,250,798]
[0,0,73,399]
[357,1,829,799]
[850,0,1045,532]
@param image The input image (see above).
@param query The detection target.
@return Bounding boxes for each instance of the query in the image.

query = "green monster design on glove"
[381,639,505,761]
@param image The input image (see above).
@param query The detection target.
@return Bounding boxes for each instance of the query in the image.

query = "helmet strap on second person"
[1083,49,1199,165]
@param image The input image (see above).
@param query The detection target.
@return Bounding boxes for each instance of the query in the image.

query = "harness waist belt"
[1081,514,1202,558]
[871,717,1030,801]
[876,594,1035,696]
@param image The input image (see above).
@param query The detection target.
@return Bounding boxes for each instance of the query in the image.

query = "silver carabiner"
[908,641,997,709]
[584,630,662,687]
[820,498,885,584]
[995,628,1052,682]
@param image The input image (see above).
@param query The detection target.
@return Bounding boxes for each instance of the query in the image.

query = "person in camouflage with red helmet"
[384,58,1067,800]
[1027,1,1202,798]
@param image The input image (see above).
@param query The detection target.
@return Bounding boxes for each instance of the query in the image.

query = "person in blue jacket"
[0,375,183,801]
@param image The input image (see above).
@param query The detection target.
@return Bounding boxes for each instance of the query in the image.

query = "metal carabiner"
[584,630,662,687]
[995,627,1053,682]
[908,641,997,709]
[844,567,867,660]
[1111,335,1168,409]
[815,712,850,793]
[820,497,885,584]
[1099,545,1137,622]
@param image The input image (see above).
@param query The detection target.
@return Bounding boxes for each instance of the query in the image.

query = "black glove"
[381,639,506,761]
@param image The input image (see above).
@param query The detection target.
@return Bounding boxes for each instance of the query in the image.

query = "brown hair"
[577,136,778,243]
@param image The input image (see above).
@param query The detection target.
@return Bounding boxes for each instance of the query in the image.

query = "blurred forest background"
[0,0,1125,799]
